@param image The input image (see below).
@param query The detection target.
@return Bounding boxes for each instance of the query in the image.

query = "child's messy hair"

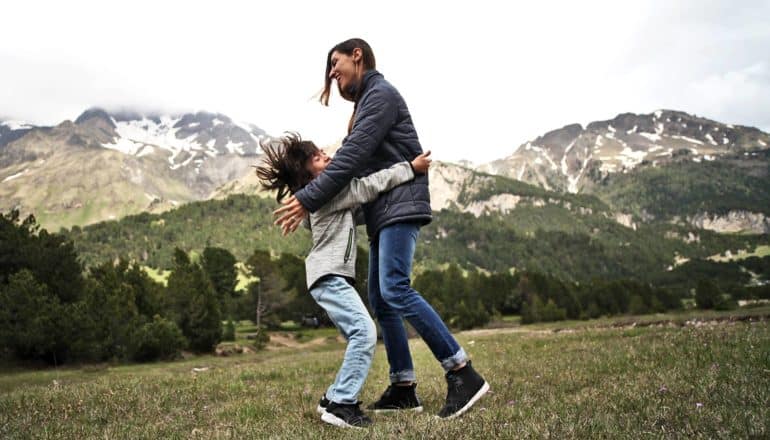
[255,132,319,202]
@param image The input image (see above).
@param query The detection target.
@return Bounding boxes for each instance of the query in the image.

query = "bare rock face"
[689,211,770,234]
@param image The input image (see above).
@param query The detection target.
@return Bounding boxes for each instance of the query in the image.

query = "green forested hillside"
[589,150,770,220]
[63,192,769,285]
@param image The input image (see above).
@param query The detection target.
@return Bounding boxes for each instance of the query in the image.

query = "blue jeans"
[310,275,377,405]
[368,221,467,384]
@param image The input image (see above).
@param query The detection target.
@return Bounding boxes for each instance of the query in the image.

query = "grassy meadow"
[1,309,768,439]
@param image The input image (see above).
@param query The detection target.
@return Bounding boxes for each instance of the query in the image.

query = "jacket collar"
[358,69,382,97]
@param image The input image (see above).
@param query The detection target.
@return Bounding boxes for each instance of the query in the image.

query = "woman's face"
[329,49,361,96]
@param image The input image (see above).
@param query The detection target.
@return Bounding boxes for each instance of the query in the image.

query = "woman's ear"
[353,47,363,63]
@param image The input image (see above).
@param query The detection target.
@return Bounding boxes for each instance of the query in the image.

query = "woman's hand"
[273,195,308,235]
[411,150,432,174]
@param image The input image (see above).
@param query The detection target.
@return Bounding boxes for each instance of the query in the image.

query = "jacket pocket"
[343,227,354,263]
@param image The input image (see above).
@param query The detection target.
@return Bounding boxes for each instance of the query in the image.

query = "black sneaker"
[316,395,330,415]
[438,361,490,419]
[367,383,423,413]
[321,401,373,428]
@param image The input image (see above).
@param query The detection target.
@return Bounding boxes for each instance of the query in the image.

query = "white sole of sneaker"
[316,405,326,415]
[320,411,365,429]
[439,381,490,420]
[372,406,424,414]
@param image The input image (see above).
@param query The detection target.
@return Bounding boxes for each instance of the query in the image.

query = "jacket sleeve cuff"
[293,189,317,213]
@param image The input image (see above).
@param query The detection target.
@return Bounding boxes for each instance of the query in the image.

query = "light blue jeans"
[368,221,468,384]
[310,275,377,405]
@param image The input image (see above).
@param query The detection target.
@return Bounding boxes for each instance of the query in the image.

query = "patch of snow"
[692,157,702,163]
[607,124,616,133]
[726,124,734,129]
[104,115,208,158]
[722,137,729,145]
[655,123,664,135]
[595,135,604,147]
[600,162,618,172]
[188,122,200,128]
[560,139,577,175]
[654,110,663,119]
[2,169,28,182]
[206,138,216,148]
[225,141,243,155]
[619,147,648,168]
[136,145,155,157]
[626,125,638,134]
[704,155,715,161]
[103,136,148,155]
[534,157,543,165]
[1,120,33,130]
[672,135,704,145]
[213,118,224,126]
[639,132,661,142]
[648,145,664,152]
[567,158,589,193]
[759,140,767,147]
[705,133,718,145]
[517,165,526,180]
[204,150,217,158]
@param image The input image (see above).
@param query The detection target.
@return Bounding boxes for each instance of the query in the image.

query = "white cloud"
[0,0,768,163]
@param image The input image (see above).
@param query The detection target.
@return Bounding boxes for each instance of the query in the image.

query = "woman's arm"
[316,151,430,216]
[274,87,399,233]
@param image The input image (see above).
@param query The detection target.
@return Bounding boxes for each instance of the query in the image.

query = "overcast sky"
[2,0,768,163]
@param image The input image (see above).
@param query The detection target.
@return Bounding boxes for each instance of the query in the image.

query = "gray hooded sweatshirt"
[304,161,414,289]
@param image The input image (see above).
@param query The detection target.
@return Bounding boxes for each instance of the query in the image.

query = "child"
[255,133,431,428]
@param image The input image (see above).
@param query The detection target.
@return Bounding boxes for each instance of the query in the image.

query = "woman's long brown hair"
[319,38,376,134]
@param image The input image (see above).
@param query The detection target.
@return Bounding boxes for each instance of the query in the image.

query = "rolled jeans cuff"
[440,347,468,372]
[389,369,416,384]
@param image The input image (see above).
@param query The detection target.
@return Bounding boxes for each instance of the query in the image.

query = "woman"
[275,38,488,419]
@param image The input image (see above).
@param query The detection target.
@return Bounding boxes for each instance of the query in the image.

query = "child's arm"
[316,151,431,216]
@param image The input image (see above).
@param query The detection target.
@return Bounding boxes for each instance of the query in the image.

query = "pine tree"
[166,248,222,352]
[201,247,238,303]
[695,279,721,309]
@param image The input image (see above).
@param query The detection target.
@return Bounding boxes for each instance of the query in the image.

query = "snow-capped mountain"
[2,106,769,234]
[478,110,770,193]
[75,108,267,173]
[0,108,271,230]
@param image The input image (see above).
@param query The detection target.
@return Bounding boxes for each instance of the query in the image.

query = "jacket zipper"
[343,227,354,263]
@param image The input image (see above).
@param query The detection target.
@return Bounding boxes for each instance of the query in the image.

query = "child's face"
[306,150,331,177]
